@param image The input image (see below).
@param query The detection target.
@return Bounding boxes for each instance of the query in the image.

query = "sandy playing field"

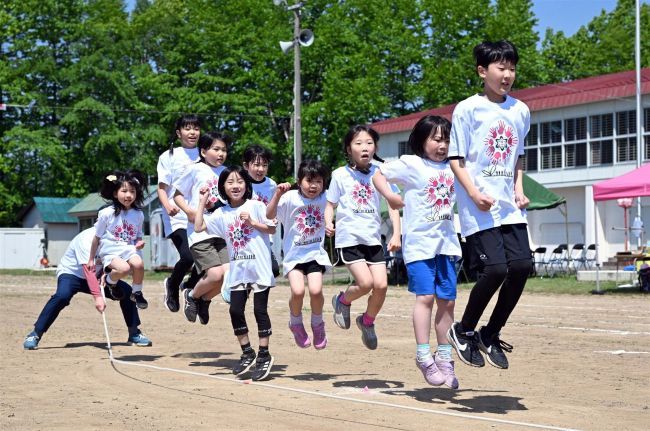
[1,274,648,431]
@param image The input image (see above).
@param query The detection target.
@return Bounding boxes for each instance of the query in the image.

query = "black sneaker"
[447,322,485,367]
[130,291,148,309]
[251,354,274,381]
[233,351,256,376]
[183,289,198,322]
[163,277,180,313]
[477,327,513,369]
[197,299,211,325]
[102,275,124,300]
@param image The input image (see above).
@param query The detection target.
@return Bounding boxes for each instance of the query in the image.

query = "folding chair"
[547,244,568,275]
[532,247,548,277]
[568,243,586,272]
[584,244,597,269]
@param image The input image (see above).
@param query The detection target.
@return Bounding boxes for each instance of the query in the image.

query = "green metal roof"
[68,185,159,216]
[32,197,82,223]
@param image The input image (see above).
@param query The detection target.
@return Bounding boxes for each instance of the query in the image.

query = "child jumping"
[325,124,401,350]
[194,165,276,381]
[243,144,280,277]
[173,131,230,325]
[266,159,332,350]
[157,114,203,313]
[447,40,532,370]
[88,170,148,309]
[374,115,461,389]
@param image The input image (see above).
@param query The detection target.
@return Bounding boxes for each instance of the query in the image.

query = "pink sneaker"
[435,356,459,389]
[289,322,311,348]
[311,321,328,350]
[416,357,446,386]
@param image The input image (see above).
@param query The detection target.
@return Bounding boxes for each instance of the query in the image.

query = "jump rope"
[85,267,578,431]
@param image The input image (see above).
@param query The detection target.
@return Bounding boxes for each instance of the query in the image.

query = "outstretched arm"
[193,188,209,233]
[325,201,336,237]
[387,207,401,252]
[372,170,403,210]
[87,235,100,271]
[173,190,196,223]
[157,182,180,217]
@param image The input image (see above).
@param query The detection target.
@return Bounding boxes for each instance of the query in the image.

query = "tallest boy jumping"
[447,40,532,370]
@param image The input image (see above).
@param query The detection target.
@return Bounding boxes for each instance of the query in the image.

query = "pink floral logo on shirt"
[253,193,270,206]
[112,219,137,243]
[425,172,454,221]
[295,204,323,239]
[484,120,517,165]
[351,181,373,207]
[228,218,254,253]
[205,177,221,206]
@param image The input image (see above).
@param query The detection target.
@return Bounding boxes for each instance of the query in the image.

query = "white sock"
[131,283,143,293]
[105,273,116,285]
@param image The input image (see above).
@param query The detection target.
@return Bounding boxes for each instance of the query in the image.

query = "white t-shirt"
[326,165,382,248]
[57,228,96,279]
[204,200,275,288]
[173,162,226,247]
[276,190,332,275]
[252,177,278,242]
[449,94,530,237]
[94,206,144,260]
[380,155,462,264]
[251,177,278,206]
[156,147,200,236]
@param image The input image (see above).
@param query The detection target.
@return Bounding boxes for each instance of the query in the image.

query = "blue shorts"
[406,255,457,300]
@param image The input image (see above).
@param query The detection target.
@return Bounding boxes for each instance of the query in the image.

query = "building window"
[591,140,614,165]
[616,110,636,135]
[616,137,637,162]
[523,148,538,172]
[398,141,412,157]
[565,117,587,141]
[590,114,613,138]
[541,146,562,169]
[540,121,562,144]
[525,124,538,147]
[565,143,587,167]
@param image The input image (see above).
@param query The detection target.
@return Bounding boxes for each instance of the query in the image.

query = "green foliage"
[0,0,644,225]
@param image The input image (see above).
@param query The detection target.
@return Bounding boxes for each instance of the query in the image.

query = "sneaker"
[130,291,149,309]
[163,277,180,312]
[311,321,327,350]
[251,354,274,381]
[434,356,459,389]
[127,332,152,347]
[477,327,513,369]
[332,292,351,329]
[355,315,377,350]
[289,322,311,348]
[221,285,231,304]
[447,322,485,367]
[198,299,211,325]
[23,331,40,350]
[415,357,446,386]
[233,351,256,376]
[183,289,198,322]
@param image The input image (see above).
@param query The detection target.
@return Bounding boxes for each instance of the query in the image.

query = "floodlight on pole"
[274,1,313,180]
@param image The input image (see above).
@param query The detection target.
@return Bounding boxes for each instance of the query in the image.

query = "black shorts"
[465,223,531,271]
[291,260,326,275]
[335,244,385,266]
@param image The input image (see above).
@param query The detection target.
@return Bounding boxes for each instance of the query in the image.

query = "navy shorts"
[335,244,385,266]
[465,223,531,271]
[406,255,457,300]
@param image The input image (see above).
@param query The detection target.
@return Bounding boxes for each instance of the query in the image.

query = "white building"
[372,69,650,263]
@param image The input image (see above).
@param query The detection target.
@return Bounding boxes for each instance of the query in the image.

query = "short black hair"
[408,115,451,158]
[297,159,330,195]
[198,131,232,163]
[217,165,253,205]
[473,40,519,69]
[99,169,147,215]
[243,144,273,164]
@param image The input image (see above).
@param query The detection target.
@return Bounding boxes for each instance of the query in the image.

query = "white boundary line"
[594,350,650,355]
[97,302,579,431]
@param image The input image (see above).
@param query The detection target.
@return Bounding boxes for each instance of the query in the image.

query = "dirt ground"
[1,274,648,431]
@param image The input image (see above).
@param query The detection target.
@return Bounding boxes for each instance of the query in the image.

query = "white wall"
[21,207,43,228]
[0,228,45,269]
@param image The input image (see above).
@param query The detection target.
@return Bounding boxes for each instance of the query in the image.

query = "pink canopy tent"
[593,163,650,201]
[592,163,650,293]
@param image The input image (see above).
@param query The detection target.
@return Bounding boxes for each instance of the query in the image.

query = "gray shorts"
[190,237,228,273]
